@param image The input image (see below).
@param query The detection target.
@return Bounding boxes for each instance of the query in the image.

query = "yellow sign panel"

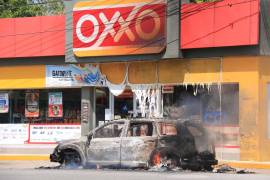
[0,65,45,89]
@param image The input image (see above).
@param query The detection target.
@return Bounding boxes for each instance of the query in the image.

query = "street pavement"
[1,168,270,180]
[0,160,59,169]
[0,161,270,180]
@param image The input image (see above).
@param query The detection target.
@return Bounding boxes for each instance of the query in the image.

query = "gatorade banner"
[46,64,106,87]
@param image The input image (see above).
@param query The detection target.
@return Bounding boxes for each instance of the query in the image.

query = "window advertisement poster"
[0,124,29,144]
[46,64,106,87]
[0,93,9,113]
[25,91,39,117]
[49,92,63,117]
[29,124,81,143]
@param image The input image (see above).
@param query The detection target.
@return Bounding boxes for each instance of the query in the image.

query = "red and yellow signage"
[73,0,166,57]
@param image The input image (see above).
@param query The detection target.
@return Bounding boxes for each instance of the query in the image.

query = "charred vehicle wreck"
[50,119,218,170]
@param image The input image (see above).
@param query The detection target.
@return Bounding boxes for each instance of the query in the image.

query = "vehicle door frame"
[120,120,158,168]
[86,120,128,167]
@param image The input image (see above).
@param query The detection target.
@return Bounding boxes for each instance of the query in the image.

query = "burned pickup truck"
[50,119,217,170]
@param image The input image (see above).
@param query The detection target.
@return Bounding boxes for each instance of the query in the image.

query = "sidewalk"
[0,144,56,161]
[0,160,59,169]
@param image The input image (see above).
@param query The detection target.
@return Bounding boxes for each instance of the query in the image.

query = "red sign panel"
[181,0,259,49]
[73,0,166,57]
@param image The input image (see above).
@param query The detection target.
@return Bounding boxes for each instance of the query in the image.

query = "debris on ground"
[213,164,255,174]
[148,164,185,172]
[171,167,182,172]
[236,169,255,174]
[213,164,236,173]
[36,165,62,169]
[148,164,171,172]
[36,163,256,174]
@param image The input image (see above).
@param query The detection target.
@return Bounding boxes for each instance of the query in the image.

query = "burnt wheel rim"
[63,151,81,168]
[151,152,178,169]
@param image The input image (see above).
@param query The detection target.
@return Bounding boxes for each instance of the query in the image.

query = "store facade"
[1,0,270,162]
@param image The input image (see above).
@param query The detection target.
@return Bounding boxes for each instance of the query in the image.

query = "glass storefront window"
[163,84,239,125]
[163,83,240,160]
[0,88,81,124]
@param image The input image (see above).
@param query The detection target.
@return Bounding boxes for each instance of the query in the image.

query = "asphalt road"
[0,161,270,180]
[1,168,270,180]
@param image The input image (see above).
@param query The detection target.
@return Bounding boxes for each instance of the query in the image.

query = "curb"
[220,160,270,170]
[0,154,49,161]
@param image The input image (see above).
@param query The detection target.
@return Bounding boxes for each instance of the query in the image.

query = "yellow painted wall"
[159,58,221,83]
[223,57,260,161]
[100,62,126,84]
[258,57,270,161]
[159,57,260,161]
[0,65,45,89]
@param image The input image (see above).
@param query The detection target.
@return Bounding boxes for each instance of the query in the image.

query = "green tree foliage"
[44,0,64,16]
[0,0,64,18]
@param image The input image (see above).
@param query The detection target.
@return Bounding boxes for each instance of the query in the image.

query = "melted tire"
[180,157,202,171]
[150,151,179,170]
[203,165,213,171]
[62,150,82,168]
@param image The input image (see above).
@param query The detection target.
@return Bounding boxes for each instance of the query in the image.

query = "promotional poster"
[0,124,29,144]
[25,91,39,117]
[48,92,63,117]
[29,124,81,143]
[0,93,9,113]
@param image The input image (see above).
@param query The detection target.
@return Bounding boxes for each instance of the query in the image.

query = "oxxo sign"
[73,0,166,57]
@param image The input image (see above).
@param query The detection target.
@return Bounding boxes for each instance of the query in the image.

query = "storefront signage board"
[73,0,166,57]
[162,85,174,94]
[48,92,63,117]
[46,64,106,87]
[29,124,81,143]
[0,124,28,144]
[0,93,9,113]
[64,0,180,62]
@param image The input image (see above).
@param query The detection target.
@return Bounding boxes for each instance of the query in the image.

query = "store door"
[114,89,133,119]
[95,88,109,127]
